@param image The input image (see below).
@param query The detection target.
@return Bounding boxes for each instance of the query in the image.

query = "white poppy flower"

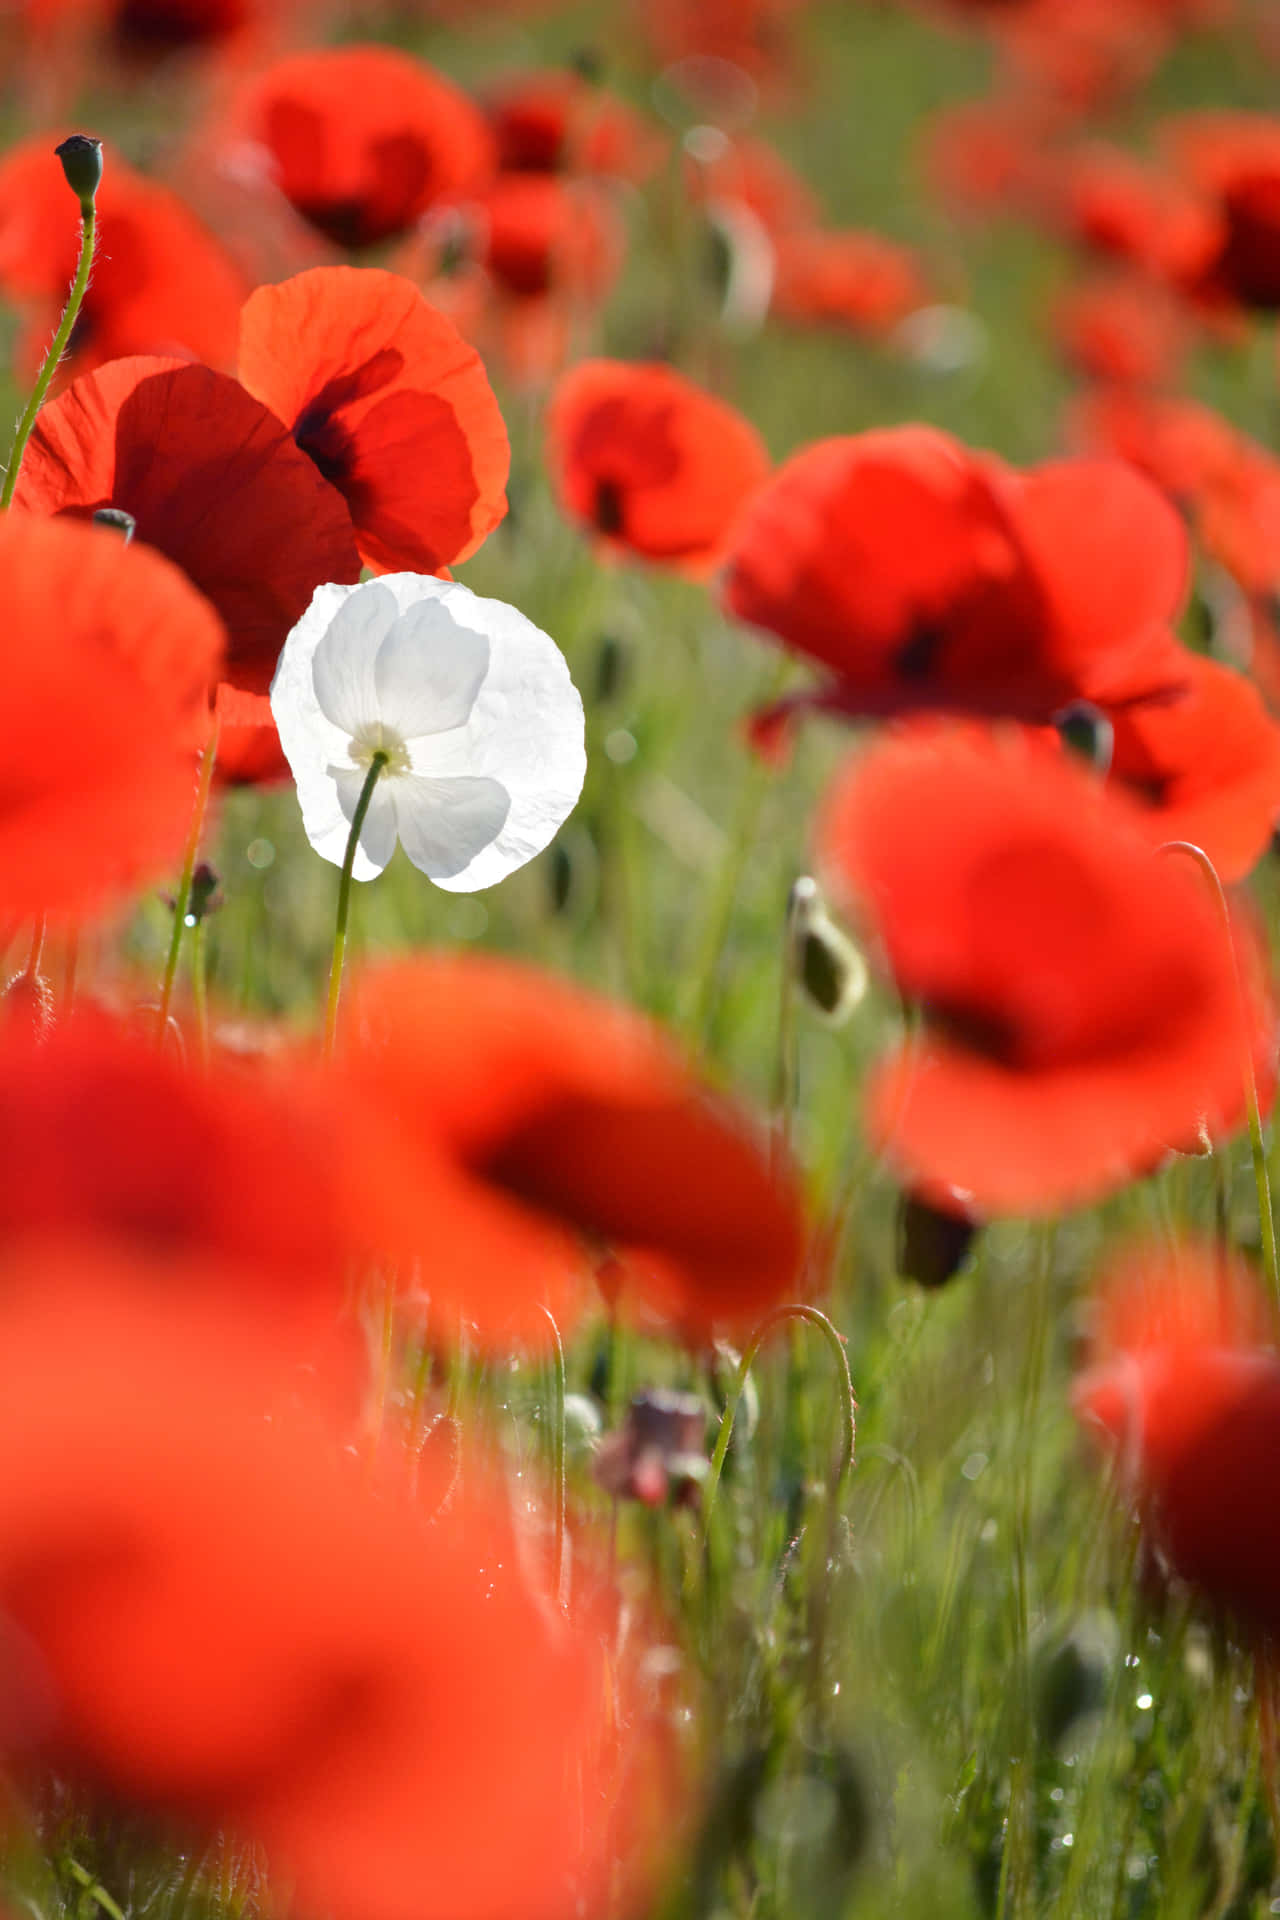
[270,574,586,890]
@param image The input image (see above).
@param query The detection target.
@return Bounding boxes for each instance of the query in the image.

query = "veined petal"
[331,767,399,876]
[313,581,400,734]
[390,774,511,880]
[376,595,490,739]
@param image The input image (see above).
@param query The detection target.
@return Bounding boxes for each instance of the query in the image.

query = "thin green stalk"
[2,205,96,509]
[324,750,388,1056]
[191,920,210,1069]
[156,718,220,1042]
[1159,840,1278,1310]
[540,1305,567,1609]
[702,1303,856,1541]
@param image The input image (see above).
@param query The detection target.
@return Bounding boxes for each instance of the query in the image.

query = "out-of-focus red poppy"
[546,359,770,575]
[770,229,930,337]
[721,426,1191,724]
[0,1274,675,1920]
[1164,112,1280,310]
[990,0,1175,116]
[0,514,224,923]
[333,955,808,1342]
[221,44,495,250]
[1103,653,1280,880]
[684,132,820,241]
[11,0,303,66]
[12,355,361,708]
[816,725,1273,1217]
[238,267,509,577]
[478,171,624,303]
[1048,142,1222,285]
[1051,275,1189,386]
[638,0,808,94]
[0,136,248,378]
[0,1014,362,1343]
[921,100,1046,219]
[1074,1242,1280,1638]
[486,67,665,180]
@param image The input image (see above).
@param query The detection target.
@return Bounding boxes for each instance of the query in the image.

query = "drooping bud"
[1054,700,1114,777]
[55,134,103,215]
[594,1387,708,1508]
[788,876,867,1026]
[895,1188,981,1289]
[92,507,136,543]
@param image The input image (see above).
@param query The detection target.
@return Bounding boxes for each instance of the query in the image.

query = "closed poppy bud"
[54,133,102,211]
[1054,700,1114,775]
[895,1189,980,1289]
[788,876,867,1026]
[92,507,135,542]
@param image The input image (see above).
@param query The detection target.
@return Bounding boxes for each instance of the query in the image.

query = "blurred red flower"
[486,67,665,180]
[547,359,770,574]
[221,44,495,250]
[1074,1242,1280,1637]
[0,1273,674,1920]
[0,513,224,922]
[478,171,624,303]
[721,426,1191,723]
[816,725,1273,1216]
[1104,651,1280,880]
[0,136,248,379]
[1165,112,1280,311]
[770,228,930,337]
[334,955,808,1342]
[1051,275,1188,386]
[238,266,509,576]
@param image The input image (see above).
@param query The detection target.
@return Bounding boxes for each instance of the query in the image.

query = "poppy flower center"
[349,722,411,778]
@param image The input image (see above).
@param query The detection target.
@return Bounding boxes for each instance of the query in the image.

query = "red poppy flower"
[1051,274,1188,386]
[546,359,771,574]
[1064,386,1241,504]
[1074,1243,1280,1638]
[478,171,624,303]
[333,955,807,1342]
[0,1274,672,1920]
[921,101,1046,219]
[1164,113,1280,311]
[0,136,248,378]
[770,229,930,337]
[684,133,820,241]
[637,0,807,94]
[238,267,509,577]
[12,355,361,704]
[1103,653,1280,881]
[486,68,664,181]
[224,44,495,250]
[1048,142,1223,285]
[0,513,224,922]
[721,427,1191,723]
[816,725,1272,1216]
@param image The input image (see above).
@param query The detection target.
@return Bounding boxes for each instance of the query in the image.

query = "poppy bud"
[54,134,103,213]
[594,1387,708,1507]
[896,1188,980,1288]
[1031,1613,1118,1751]
[1,967,54,1041]
[92,507,136,543]
[788,876,867,1025]
[1054,700,1114,776]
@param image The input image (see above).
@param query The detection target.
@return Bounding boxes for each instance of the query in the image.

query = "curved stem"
[540,1305,567,1609]
[156,718,221,1043]
[324,751,388,1057]
[2,205,96,510]
[1159,840,1278,1310]
[702,1302,856,1541]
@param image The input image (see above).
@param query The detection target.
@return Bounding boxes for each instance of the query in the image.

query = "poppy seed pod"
[54,134,102,211]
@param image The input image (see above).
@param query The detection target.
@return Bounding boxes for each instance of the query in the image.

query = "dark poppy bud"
[55,134,103,213]
[1031,1613,1117,1750]
[92,507,135,544]
[594,632,629,705]
[896,1188,980,1288]
[187,863,223,924]
[1054,700,1114,776]
[788,876,867,1026]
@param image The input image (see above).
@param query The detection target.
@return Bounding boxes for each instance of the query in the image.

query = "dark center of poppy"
[293,351,405,488]
[593,477,626,536]
[894,620,946,680]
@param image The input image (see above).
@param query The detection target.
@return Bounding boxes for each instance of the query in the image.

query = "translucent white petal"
[331,766,398,876]
[270,580,360,786]
[376,599,490,739]
[390,774,512,881]
[312,581,400,734]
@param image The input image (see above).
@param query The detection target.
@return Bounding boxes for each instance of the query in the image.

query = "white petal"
[375,599,491,739]
[331,766,398,876]
[312,580,400,733]
[390,774,511,881]
[271,581,365,874]
[398,580,587,892]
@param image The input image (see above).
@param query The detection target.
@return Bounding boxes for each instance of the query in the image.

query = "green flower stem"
[1,204,96,510]
[540,1305,567,1609]
[156,717,221,1044]
[702,1303,856,1542]
[1159,840,1278,1310]
[324,751,388,1058]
